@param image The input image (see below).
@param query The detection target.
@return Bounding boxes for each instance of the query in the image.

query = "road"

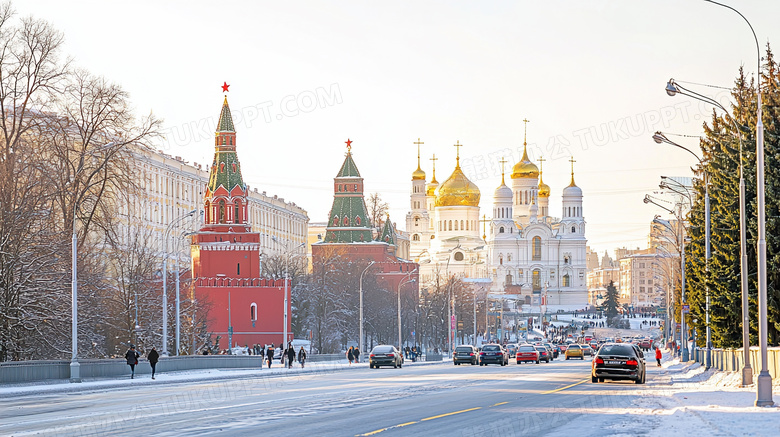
[1,357,650,436]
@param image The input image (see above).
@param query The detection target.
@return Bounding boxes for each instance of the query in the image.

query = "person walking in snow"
[147,347,159,380]
[347,346,355,365]
[353,347,361,363]
[297,346,307,368]
[125,345,140,379]
[266,344,274,369]
[286,345,295,368]
[655,347,662,367]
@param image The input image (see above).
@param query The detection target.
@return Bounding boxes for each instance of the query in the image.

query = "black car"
[534,345,551,363]
[543,343,558,359]
[479,344,508,366]
[369,345,403,369]
[454,345,479,365]
[591,343,646,384]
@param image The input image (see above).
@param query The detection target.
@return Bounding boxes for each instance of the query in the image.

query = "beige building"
[123,146,309,261]
[619,254,664,308]
[586,250,619,306]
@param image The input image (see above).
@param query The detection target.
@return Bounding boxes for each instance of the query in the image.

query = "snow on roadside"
[605,361,780,436]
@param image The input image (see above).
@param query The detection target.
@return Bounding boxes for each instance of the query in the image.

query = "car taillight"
[388,353,394,357]
[497,352,502,356]
[595,357,603,364]
[370,354,375,358]
[480,352,485,355]
[626,359,638,366]
[470,353,474,356]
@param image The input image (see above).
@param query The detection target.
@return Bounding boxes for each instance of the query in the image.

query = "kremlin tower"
[191,93,291,351]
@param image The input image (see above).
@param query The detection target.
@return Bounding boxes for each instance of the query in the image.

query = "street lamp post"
[162,209,197,356]
[675,0,767,399]
[272,237,305,348]
[398,270,418,350]
[359,261,375,355]
[653,133,711,364]
[70,142,116,383]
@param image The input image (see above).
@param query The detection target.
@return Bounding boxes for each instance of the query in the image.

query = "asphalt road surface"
[1,357,651,436]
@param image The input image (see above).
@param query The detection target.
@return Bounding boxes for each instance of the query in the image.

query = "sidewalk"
[0,357,445,398]
[606,356,780,436]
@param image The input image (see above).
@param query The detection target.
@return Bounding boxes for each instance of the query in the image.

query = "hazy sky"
[19,0,780,256]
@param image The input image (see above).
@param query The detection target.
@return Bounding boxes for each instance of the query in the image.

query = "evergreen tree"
[600,281,620,321]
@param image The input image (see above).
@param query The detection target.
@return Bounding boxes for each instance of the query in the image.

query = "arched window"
[532,236,542,261]
[532,269,541,291]
[563,274,571,287]
[333,216,339,226]
[499,254,503,265]
[204,201,210,223]
[507,253,512,262]
[466,220,469,230]
[414,217,419,227]
[571,225,576,233]
[220,162,225,173]
[356,216,361,225]
[448,220,452,231]
[234,200,241,224]
[232,163,237,172]
[250,303,257,321]
[499,227,504,233]
[343,217,349,225]
[219,200,226,223]
[454,221,458,231]
[461,220,464,230]
[412,234,420,241]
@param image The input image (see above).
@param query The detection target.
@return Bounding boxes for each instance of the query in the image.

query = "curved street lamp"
[652,133,710,365]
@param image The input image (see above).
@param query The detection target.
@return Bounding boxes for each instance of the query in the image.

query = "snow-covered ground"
[605,358,780,435]
[0,356,443,398]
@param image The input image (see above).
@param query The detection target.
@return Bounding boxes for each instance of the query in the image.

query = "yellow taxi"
[565,344,584,360]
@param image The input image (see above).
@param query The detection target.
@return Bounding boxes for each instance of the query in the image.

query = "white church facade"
[405,134,588,310]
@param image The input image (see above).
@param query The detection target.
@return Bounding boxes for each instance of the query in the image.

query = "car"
[369,345,403,369]
[639,338,652,351]
[453,345,479,365]
[591,343,646,384]
[558,343,568,353]
[505,343,519,357]
[479,344,508,366]
[543,343,558,359]
[565,344,584,360]
[589,341,599,350]
[516,344,540,364]
[582,344,594,357]
[534,345,551,363]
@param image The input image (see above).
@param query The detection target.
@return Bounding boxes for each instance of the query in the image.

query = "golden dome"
[539,176,551,198]
[511,145,539,179]
[412,165,426,181]
[426,178,438,196]
[435,159,481,207]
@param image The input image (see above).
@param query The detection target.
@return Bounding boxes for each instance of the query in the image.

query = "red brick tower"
[191,95,291,351]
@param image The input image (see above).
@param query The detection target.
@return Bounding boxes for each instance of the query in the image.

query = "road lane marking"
[359,428,387,436]
[541,378,589,394]
[420,407,482,421]
[396,422,417,428]
[491,401,509,407]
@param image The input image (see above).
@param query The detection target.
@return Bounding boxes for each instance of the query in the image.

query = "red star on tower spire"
[221,82,230,93]
[345,138,353,152]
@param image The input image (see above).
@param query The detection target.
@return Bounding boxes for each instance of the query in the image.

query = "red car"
[516,344,541,364]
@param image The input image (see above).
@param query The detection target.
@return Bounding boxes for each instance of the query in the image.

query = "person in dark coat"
[147,347,160,379]
[347,346,354,365]
[353,347,360,363]
[266,344,274,368]
[286,345,295,368]
[125,345,140,379]
[297,347,307,368]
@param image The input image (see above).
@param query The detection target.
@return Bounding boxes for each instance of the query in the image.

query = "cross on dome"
[453,140,462,166]
[523,118,530,145]
[499,156,508,184]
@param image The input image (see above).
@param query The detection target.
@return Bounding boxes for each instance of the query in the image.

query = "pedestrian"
[147,347,159,380]
[266,344,274,369]
[286,345,295,368]
[298,346,307,368]
[655,347,662,367]
[347,346,354,365]
[125,345,140,379]
[405,346,410,359]
[353,347,360,363]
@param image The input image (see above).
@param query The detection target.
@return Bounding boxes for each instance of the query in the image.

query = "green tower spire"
[324,140,373,243]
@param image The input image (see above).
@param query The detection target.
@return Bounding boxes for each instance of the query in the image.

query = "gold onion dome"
[511,145,539,179]
[426,177,438,196]
[538,177,551,198]
[436,159,481,207]
[412,166,426,181]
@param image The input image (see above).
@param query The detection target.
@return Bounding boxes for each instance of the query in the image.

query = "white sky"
[19,0,780,256]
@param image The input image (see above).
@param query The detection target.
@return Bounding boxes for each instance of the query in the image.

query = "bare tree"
[366,192,388,230]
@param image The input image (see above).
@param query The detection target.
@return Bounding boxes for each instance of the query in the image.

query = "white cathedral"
[405,136,588,308]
